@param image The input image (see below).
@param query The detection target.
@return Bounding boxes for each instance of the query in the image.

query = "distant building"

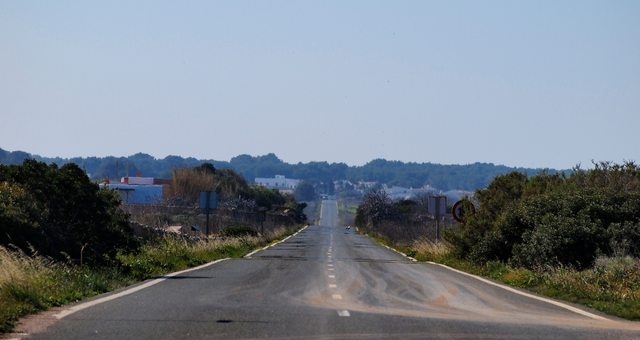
[380,184,440,200]
[357,181,378,190]
[101,176,165,204]
[254,175,301,194]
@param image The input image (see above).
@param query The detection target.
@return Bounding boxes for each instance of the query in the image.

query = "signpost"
[199,191,218,236]
[429,195,447,242]
[258,207,267,236]
[452,199,475,223]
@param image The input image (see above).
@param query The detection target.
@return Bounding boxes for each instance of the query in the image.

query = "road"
[21,200,640,339]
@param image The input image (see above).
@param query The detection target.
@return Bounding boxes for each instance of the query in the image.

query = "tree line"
[0,148,554,191]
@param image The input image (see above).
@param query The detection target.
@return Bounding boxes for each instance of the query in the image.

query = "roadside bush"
[447,163,640,270]
[355,189,393,230]
[445,172,529,262]
[0,182,45,253]
[512,211,602,269]
[222,225,258,237]
[608,221,640,257]
[0,160,138,264]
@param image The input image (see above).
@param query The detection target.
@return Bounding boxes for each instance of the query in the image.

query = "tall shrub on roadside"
[445,172,528,262]
[0,181,45,252]
[446,162,640,270]
[0,160,137,264]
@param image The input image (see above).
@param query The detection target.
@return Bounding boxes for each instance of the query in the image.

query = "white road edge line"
[337,310,351,317]
[381,244,418,262]
[380,240,608,321]
[427,261,609,321]
[244,225,309,258]
[53,258,230,320]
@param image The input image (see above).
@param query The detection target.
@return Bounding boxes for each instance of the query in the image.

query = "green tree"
[294,181,316,202]
[446,172,528,262]
[0,160,137,264]
[0,181,45,252]
[245,186,286,210]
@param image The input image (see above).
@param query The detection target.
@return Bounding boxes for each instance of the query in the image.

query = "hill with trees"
[0,148,559,191]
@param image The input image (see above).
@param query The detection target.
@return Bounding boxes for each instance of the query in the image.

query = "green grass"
[115,236,262,279]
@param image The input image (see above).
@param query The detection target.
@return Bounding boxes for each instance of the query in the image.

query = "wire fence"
[361,215,458,245]
[122,204,302,237]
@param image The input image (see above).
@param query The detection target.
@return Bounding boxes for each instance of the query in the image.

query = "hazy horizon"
[2,1,638,170]
[1,146,583,170]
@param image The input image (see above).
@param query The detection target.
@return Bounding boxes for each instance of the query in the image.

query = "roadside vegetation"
[407,239,640,320]
[0,160,305,334]
[355,161,640,320]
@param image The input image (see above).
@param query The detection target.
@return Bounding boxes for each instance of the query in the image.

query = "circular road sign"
[452,200,474,223]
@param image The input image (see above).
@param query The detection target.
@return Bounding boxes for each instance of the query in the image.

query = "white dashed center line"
[327,233,349,317]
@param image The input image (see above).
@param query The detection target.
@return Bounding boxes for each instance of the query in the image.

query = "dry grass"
[0,247,51,288]
[0,247,57,332]
[410,238,453,262]
[535,256,640,319]
[0,246,25,285]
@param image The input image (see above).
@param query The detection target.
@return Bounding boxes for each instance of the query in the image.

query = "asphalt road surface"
[18,200,640,339]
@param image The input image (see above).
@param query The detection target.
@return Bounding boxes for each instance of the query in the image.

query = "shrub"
[222,225,258,237]
[608,221,640,258]
[447,164,640,270]
[0,160,138,264]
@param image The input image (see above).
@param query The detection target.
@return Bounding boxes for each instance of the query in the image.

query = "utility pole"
[430,195,447,242]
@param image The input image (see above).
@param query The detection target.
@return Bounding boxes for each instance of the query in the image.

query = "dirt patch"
[1,307,63,339]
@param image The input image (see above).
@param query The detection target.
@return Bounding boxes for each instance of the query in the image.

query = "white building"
[254,175,301,193]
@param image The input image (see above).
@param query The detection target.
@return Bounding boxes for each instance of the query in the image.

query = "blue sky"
[1,1,638,169]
